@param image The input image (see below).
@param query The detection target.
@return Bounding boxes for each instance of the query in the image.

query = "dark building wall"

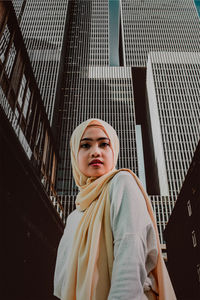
[164,141,200,300]
[1,108,64,300]
[132,67,160,196]
[0,4,64,298]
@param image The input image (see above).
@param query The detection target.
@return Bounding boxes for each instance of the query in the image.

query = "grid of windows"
[12,0,24,18]
[56,1,200,241]
[57,66,138,196]
[121,0,200,66]
[64,0,109,68]
[11,0,200,242]
[12,0,69,124]
[89,1,109,65]
[56,1,138,198]
[0,25,11,63]
[150,195,175,244]
[148,52,200,199]
[147,52,200,241]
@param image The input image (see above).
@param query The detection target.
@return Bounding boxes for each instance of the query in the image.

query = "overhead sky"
[194,0,200,16]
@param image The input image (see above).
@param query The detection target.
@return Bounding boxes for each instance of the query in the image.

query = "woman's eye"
[80,143,90,149]
[100,142,110,148]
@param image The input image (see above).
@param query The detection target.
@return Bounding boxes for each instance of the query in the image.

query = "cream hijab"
[62,118,176,300]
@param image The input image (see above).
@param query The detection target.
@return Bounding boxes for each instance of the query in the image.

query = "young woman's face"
[78,126,114,177]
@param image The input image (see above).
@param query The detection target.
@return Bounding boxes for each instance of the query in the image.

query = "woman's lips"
[89,160,103,166]
[90,163,102,167]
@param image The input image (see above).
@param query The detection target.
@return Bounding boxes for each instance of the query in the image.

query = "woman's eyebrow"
[80,137,110,142]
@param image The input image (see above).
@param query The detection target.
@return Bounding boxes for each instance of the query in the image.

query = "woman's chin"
[86,170,106,178]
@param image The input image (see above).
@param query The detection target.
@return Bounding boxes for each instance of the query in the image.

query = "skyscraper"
[12,0,69,125]
[147,51,200,198]
[12,0,24,18]
[121,0,200,66]
[55,1,139,201]
[146,51,200,242]
[11,0,200,244]
[56,0,200,220]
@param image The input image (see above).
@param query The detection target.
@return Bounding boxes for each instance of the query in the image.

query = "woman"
[54,118,176,300]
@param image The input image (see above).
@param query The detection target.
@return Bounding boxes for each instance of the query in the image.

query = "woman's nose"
[91,145,100,157]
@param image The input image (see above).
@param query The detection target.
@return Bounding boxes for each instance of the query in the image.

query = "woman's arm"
[108,171,158,300]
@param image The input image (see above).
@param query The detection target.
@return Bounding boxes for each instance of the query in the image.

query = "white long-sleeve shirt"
[54,171,158,299]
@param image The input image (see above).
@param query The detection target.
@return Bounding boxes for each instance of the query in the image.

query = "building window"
[192,230,197,247]
[17,74,27,107]
[23,87,31,118]
[187,200,192,216]
[0,25,10,63]
[5,43,17,78]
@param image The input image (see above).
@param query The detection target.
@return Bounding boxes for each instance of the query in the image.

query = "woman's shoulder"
[109,170,152,228]
[110,170,135,186]
[109,170,139,198]
[109,169,146,205]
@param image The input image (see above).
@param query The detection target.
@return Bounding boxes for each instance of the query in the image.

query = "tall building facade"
[121,0,200,66]
[55,1,139,197]
[147,52,200,199]
[12,0,24,18]
[146,51,200,242]
[12,0,69,125]
[10,0,200,244]
[0,4,64,299]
